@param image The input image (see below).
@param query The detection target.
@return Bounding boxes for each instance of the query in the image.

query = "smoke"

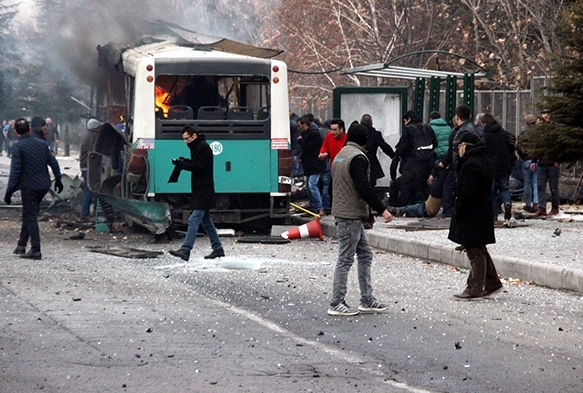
[35,0,264,86]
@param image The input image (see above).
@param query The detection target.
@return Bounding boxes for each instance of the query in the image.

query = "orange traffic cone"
[280,218,323,241]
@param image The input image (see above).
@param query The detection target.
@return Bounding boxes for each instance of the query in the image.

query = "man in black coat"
[297,115,326,215]
[395,110,438,206]
[438,105,476,217]
[481,113,516,222]
[360,114,395,227]
[4,118,63,260]
[169,125,224,261]
[448,131,503,299]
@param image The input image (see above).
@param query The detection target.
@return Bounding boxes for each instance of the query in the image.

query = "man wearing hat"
[448,131,503,299]
[79,118,102,221]
[327,123,393,316]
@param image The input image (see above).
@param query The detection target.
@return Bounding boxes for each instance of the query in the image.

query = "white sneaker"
[327,301,359,316]
[358,299,389,313]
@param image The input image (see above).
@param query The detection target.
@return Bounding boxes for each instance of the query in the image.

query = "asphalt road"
[0,208,582,393]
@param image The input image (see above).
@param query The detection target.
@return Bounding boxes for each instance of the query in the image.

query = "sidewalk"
[314,209,583,293]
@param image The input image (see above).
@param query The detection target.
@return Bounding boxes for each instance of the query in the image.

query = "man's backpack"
[412,123,434,161]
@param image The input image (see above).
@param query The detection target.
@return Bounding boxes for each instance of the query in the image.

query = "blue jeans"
[321,162,331,210]
[521,160,538,206]
[492,174,511,219]
[181,209,223,253]
[403,202,426,217]
[81,169,95,218]
[331,218,374,307]
[537,165,560,211]
[307,173,324,212]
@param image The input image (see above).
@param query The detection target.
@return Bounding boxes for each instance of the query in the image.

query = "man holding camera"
[168,125,224,261]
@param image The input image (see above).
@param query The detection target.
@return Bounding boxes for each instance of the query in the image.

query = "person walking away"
[4,118,63,260]
[437,105,476,217]
[428,111,452,160]
[318,118,347,212]
[481,113,516,223]
[79,119,102,221]
[534,109,560,216]
[516,115,538,212]
[297,115,327,216]
[328,123,393,316]
[449,131,502,299]
[360,114,395,228]
[169,125,224,261]
[395,110,438,206]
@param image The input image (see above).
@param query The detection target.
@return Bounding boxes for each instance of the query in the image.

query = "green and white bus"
[89,35,292,233]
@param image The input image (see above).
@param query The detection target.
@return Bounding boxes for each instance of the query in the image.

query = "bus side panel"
[151,139,272,194]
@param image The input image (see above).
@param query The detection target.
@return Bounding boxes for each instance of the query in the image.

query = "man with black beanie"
[328,123,393,316]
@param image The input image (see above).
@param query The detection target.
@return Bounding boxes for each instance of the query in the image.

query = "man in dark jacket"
[328,123,393,316]
[395,110,438,206]
[297,115,327,215]
[169,125,224,261]
[4,118,63,260]
[448,131,502,299]
[30,117,47,140]
[360,114,395,227]
[438,104,476,216]
[481,113,516,222]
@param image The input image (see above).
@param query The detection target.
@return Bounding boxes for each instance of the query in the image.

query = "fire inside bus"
[90,34,292,234]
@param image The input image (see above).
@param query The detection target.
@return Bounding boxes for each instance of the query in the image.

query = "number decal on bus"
[209,141,223,156]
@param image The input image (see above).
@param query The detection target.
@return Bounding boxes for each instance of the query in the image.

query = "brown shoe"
[482,283,503,297]
[548,208,559,216]
[533,209,547,217]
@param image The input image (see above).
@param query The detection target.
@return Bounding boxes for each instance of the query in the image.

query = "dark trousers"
[465,246,501,295]
[399,160,431,206]
[18,189,48,252]
[537,165,560,211]
[441,169,456,216]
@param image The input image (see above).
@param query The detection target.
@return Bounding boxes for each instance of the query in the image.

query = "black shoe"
[504,203,512,221]
[169,249,190,261]
[13,246,26,255]
[204,248,225,259]
[453,289,483,299]
[20,250,42,260]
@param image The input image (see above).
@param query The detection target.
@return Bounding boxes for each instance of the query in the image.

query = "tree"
[520,1,583,163]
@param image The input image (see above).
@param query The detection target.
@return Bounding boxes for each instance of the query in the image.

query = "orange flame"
[155,86,171,115]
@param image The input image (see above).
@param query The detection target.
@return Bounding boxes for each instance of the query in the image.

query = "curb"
[313,218,583,294]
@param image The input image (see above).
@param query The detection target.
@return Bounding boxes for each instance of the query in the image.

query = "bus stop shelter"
[340,51,489,124]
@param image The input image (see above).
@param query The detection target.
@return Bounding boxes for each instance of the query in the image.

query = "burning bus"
[89,27,292,234]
